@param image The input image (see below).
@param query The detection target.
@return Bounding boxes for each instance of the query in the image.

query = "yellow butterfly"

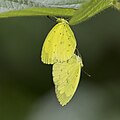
[41,18,76,64]
[52,54,83,106]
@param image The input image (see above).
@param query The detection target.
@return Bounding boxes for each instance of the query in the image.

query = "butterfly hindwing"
[52,54,83,106]
[41,18,76,64]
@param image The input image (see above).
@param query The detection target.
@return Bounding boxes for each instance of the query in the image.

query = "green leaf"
[0,0,89,18]
[69,0,117,25]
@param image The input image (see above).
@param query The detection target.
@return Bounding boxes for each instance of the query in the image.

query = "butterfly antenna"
[76,48,82,59]
[75,48,91,77]
[66,17,70,21]
[82,69,91,77]
[47,16,56,22]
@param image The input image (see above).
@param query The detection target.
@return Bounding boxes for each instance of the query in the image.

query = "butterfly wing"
[52,54,83,106]
[41,20,76,64]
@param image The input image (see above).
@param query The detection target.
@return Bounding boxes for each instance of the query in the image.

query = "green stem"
[114,1,120,10]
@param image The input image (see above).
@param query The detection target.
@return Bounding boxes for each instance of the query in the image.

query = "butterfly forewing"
[41,18,76,64]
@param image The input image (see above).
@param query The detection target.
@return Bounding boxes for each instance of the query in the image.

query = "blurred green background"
[0,8,120,120]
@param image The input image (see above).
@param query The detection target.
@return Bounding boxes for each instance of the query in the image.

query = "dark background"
[0,8,120,120]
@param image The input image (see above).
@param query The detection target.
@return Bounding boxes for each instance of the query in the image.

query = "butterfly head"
[77,56,83,67]
[56,18,69,24]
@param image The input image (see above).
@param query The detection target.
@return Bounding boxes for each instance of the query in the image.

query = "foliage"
[0,0,119,25]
